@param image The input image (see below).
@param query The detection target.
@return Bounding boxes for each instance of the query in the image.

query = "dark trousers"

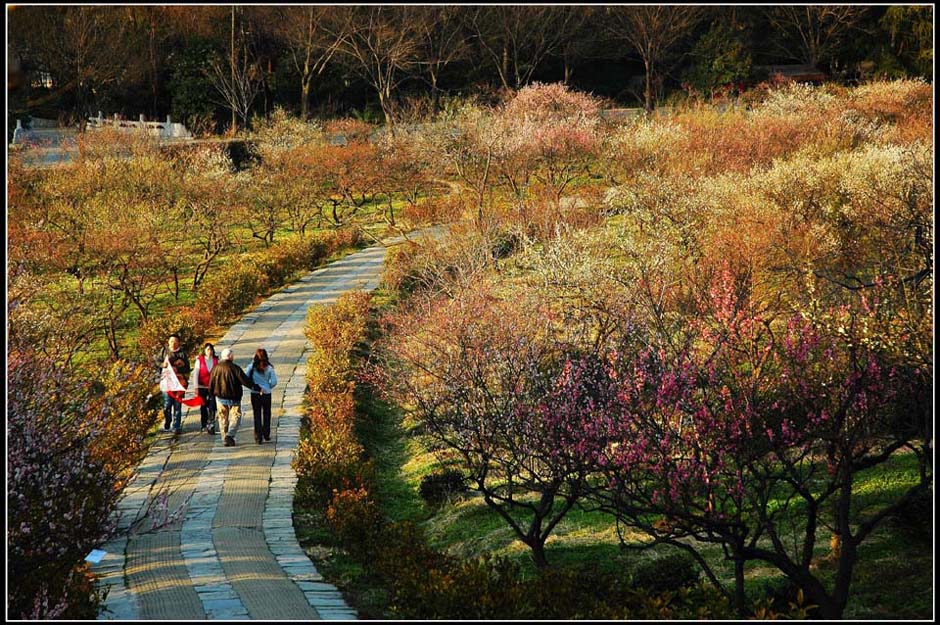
[251,392,272,440]
[198,388,217,429]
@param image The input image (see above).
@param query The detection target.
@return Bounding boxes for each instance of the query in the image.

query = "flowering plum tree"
[7,345,155,618]
[376,286,596,568]
[496,83,603,227]
[310,141,382,225]
[552,271,931,618]
[373,129,436,227]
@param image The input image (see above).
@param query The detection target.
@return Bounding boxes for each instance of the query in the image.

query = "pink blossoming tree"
[549,272,931,618]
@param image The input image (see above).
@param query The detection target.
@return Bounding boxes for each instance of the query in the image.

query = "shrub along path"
[92,239,406,620]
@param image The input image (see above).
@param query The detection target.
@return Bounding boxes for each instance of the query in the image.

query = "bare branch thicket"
[335,6,422,125]
[605,6,704,111]
[272,6,353,119]
[412,6,472,108]
[766,6,869,66]
[12,6,130,124]
[468,6,581,91]
[205,6,263,131]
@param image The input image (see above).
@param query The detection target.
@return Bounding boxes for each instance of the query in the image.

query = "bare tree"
[553,6,597,85]
[336,6,421,125]
[766,6,869,66]
[413,6,471,109]
[10,6,130,125]
[605,6,703,111]
[207,6,261,131]
[468,6,579,90]
[271,6,351,119]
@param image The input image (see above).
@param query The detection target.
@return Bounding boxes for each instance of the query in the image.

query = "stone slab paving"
[93,236,421,620]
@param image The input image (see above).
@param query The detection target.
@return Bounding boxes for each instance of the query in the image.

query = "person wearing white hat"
[208,348,260,447]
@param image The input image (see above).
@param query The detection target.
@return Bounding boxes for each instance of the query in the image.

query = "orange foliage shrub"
[294,291,374,505]
[325,486,385,557]
[323,118,375,142]
[137,304,215,361]
[306,390,356,433]
[672,109,813,175]
[305,291,372,359]
[86,361,159,489]
[399,195,465,228]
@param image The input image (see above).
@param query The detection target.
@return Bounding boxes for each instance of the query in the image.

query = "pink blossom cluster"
[7,347,149,618]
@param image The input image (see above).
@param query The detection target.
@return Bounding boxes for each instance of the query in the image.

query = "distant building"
[755,64,829,84]
[31,71,54,89]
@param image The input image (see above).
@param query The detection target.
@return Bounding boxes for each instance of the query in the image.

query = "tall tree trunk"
[430,69,440,111]
[378,91,391,125]
[230,6,237,132]
[149,15,158,117]
[733,555,747,616]
[644,57,654,112]
[301,60,312,119]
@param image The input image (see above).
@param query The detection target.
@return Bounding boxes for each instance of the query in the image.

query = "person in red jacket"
[192,342,219,435]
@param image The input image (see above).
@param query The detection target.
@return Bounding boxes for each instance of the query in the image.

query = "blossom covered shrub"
[250,106,324,159]
[380,223,516,302]
[541,268,931,618]
[7,348,156,618]
[845,79,932,130]
[171,142,235,178]
[376,283,607,569]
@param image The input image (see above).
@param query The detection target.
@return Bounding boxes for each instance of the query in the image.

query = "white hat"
[220,348,234,361]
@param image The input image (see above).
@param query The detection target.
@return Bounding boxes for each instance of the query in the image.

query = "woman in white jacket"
[246,348,277,444]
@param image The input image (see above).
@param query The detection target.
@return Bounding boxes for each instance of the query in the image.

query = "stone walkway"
[93,238,410,620]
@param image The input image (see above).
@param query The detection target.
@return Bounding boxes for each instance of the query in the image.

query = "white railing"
[11,113,193,146]
[86,112,192,140]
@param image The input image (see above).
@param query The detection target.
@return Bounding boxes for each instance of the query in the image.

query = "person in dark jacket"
[209,347,260,447]
[159,334,191,434]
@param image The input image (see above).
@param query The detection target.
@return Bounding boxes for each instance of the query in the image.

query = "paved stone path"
[93,238,413,620]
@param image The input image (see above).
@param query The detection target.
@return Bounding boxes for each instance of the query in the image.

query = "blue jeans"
[164,392,183,432]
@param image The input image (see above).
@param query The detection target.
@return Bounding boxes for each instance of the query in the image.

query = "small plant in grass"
[419,469,468,506]
[631,552,700,594]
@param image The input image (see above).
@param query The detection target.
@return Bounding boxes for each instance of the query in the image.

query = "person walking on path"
[159,334,191,434]
[209,347,260,447]
[246,348,278,444]
[193,342,219,435]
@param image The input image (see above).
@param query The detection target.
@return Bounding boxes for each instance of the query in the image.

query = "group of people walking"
[159,334,278,447]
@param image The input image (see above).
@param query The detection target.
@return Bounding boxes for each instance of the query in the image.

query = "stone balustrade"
[86,112,193,140]
[11,112,193,145]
